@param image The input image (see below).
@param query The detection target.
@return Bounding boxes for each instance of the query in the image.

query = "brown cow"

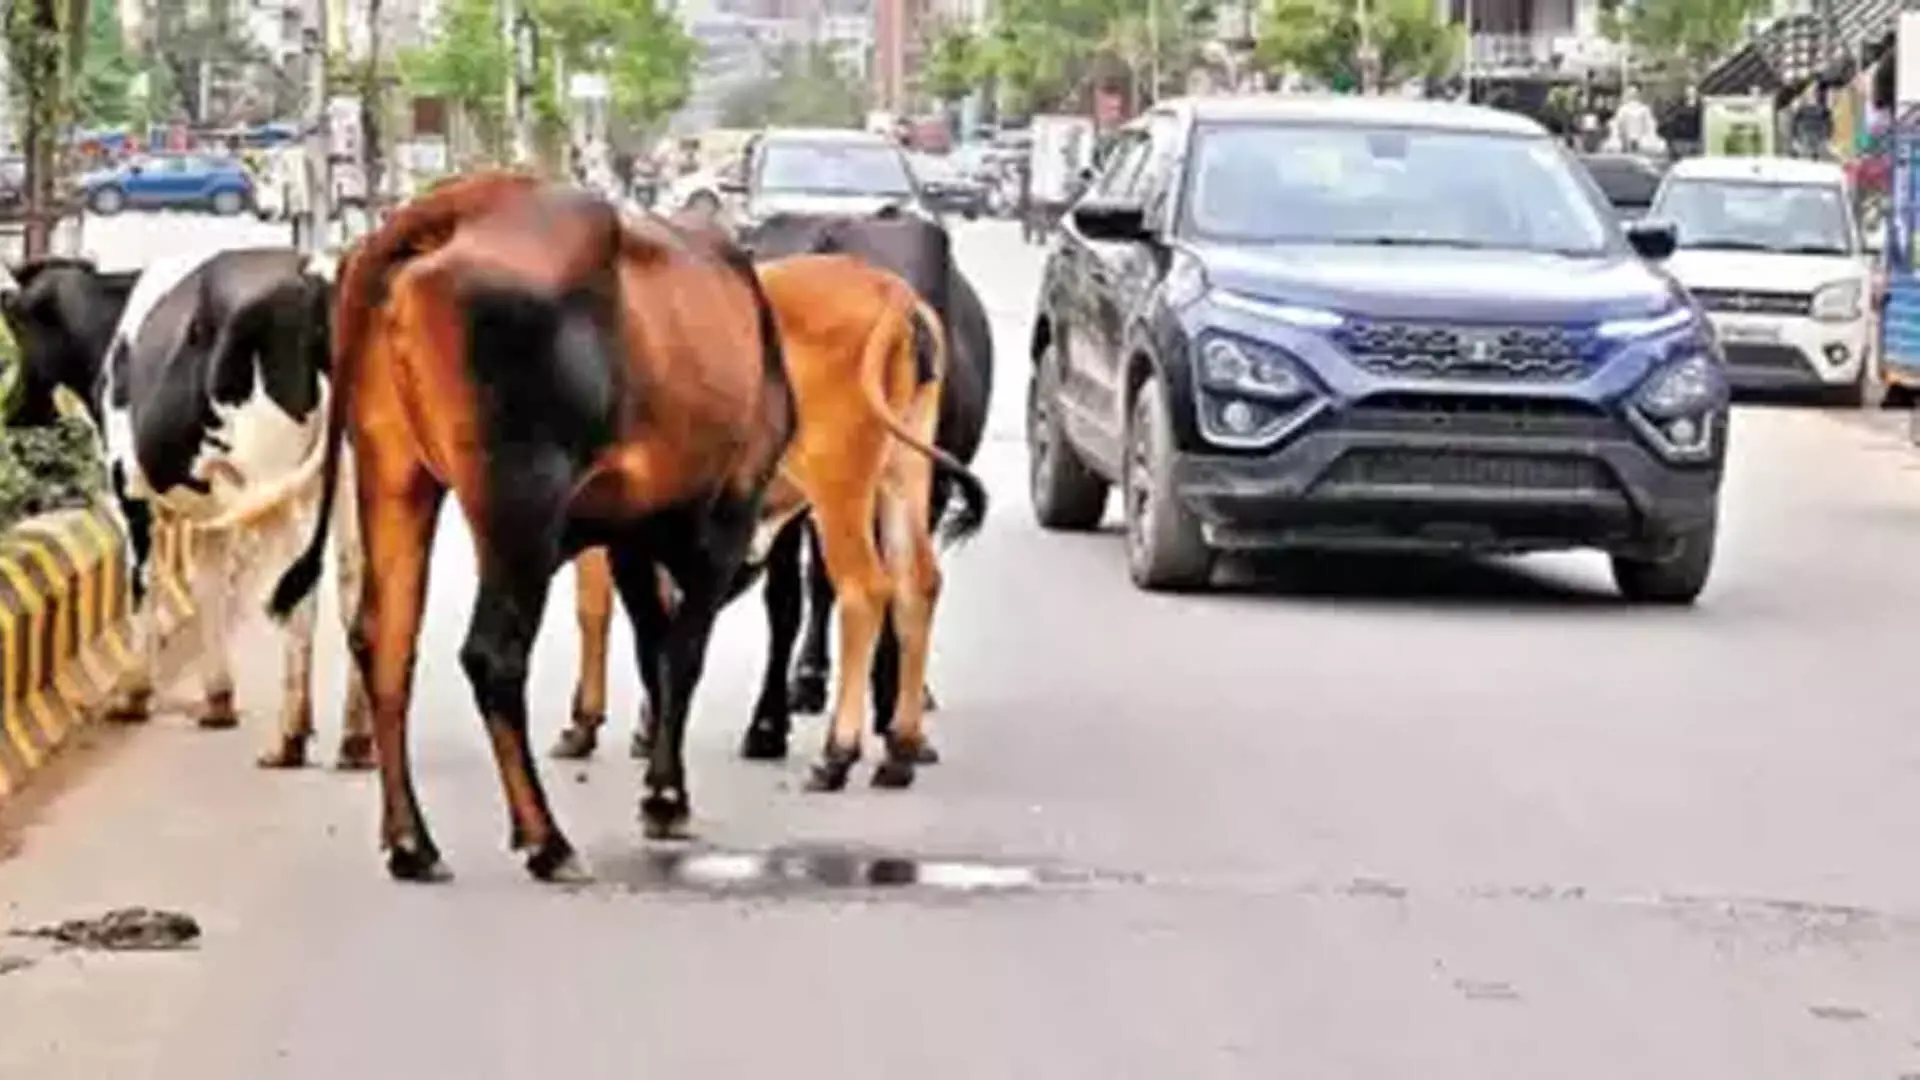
[269,172,796,882]
[573,252,988,790]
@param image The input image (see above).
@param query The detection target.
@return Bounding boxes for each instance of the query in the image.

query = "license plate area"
[1324,450,1609,492]
[1714,319,1784,344]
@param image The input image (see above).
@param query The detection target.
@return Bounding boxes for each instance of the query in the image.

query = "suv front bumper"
[1170,404,1722,557]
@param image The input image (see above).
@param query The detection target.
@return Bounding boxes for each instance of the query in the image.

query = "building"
[1451,0,1627,79]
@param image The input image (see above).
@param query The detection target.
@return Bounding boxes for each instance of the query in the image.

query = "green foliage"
[719,43,869,129]
[918,25,982,103]
[1256,0,1462,87]
[75,0,132,126]
[0,416,106,534]
[972,0,1214,115]
[1600,0,1771,78]
[404,0,695,160]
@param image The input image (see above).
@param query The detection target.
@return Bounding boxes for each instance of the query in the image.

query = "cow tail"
[858,290,988,550]
[270,168,543,620]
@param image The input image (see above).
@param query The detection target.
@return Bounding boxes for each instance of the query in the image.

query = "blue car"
[1026,95,1727,603]
[81,153,254,216]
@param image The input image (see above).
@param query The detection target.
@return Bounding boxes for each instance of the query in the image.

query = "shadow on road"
[1216,550,1624,609]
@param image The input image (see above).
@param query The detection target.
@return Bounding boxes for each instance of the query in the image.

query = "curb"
[0,507,196,797]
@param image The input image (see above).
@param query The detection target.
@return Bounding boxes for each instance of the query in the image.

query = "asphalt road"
[4,214,1920,1078]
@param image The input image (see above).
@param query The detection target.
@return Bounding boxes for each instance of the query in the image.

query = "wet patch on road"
[9,907,200,951]
[0,953,33,975]
[1808,1003,1872,1022]
[589,843,1133,901]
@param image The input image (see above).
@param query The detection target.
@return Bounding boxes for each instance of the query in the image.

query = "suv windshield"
[757,141,914,197]
[1183,122,1614,255]
[1652,177,1853,255]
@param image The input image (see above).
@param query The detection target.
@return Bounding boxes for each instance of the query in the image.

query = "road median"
[0,507,195,797]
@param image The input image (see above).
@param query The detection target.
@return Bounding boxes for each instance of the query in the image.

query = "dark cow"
[553,207,995,764]
[0,249,372,768]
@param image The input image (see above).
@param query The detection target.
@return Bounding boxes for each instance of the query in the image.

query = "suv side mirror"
[1072,197,1149,242]
[1626,219,1678,261]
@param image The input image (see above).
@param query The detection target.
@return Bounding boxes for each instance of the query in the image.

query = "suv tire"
[1611,518,1716,605]
[211,189,245,216]
[89,187,124,215]
[1124,374,1214,591]
[1027,341,1108,530]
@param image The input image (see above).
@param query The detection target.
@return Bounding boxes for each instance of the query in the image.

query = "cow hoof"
[334,734,376,771]
[639,789,692,840]
[106,690,152,724]
[525,836,591,883]
[871,758,916,789]
[550,725,599,760]
[739,719,788,761]
[198,692,240,730]
[256,735,309,769]
[787,670,829,715]
[805,745,861,793]
[386,843,453,883]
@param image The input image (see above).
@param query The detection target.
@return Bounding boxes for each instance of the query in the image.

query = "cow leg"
[636,502,756,839]
[460,460,580,883]
[331,450,375,770]
[614,561,673,763]
[259,587,318,768]
[872,487,943,789]
[803,495,890,794]
[358,471,448,883]
[741,516,806,761]
[195,532,240,730]
[551,547,613,761]
[785,521,833,715]
[104,489,159,722]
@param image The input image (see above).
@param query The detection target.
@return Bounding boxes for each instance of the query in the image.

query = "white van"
[1650,155,1875,403]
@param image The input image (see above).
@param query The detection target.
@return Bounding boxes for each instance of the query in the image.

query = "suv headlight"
[1164,250,1208,308]
[1811,279,1864,322]
[1630,353,1726,460]
[1193,335,1317,448]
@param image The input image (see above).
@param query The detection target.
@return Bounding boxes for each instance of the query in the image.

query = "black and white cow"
[0,249,372,769]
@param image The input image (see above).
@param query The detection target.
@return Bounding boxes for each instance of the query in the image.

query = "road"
[4,213,1920,1078]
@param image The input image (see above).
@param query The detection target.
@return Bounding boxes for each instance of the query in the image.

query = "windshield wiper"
[1777,244,1850,256]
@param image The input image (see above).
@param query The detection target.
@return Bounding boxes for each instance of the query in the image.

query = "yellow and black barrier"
[0,508,196,796]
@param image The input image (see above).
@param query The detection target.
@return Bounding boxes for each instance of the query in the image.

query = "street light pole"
[301,10,333,254]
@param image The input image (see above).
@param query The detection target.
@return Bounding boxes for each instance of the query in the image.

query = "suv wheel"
[211,189,245,216]
[1124,374,1214,591]
[89,187,124,215]
[1611,519,1716,605]
[1027,341,1108,530]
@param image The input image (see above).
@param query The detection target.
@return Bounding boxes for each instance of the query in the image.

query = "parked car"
[1649,154,1873,405]
[1577,152,1666,222]
[908,151,988,219]
[1027,95,1726,603]
[79,153,254,215]
[720,127,935,228]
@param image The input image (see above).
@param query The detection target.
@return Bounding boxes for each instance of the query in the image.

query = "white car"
[1651,155,1875,404]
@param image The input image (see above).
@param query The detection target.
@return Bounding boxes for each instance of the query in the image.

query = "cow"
[267,172,798,883]
[552,207,995,766]
[0,250,372,770]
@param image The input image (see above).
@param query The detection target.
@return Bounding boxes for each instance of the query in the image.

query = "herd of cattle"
[0,169,997,883]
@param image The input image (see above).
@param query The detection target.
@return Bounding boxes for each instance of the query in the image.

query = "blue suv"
[1026,96,1727,603]
[80,153,254,216]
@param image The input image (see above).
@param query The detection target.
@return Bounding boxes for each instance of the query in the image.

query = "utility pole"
[300,0,333,254]
[1146,0,1160,105]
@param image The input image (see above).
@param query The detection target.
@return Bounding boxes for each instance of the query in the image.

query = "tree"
[1601,0,1771,79]
[399,0,510,154]
[918,25,982,104]
[75,0,133,127]
[971,0,1214,115]
[1255,0,1461,89]
[138,0,271,125]
[720,43,868,129]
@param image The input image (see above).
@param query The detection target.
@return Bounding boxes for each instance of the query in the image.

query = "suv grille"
[1331,320,1595,382]
[1689,288,1812,317]
[1342,393,1618,439]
